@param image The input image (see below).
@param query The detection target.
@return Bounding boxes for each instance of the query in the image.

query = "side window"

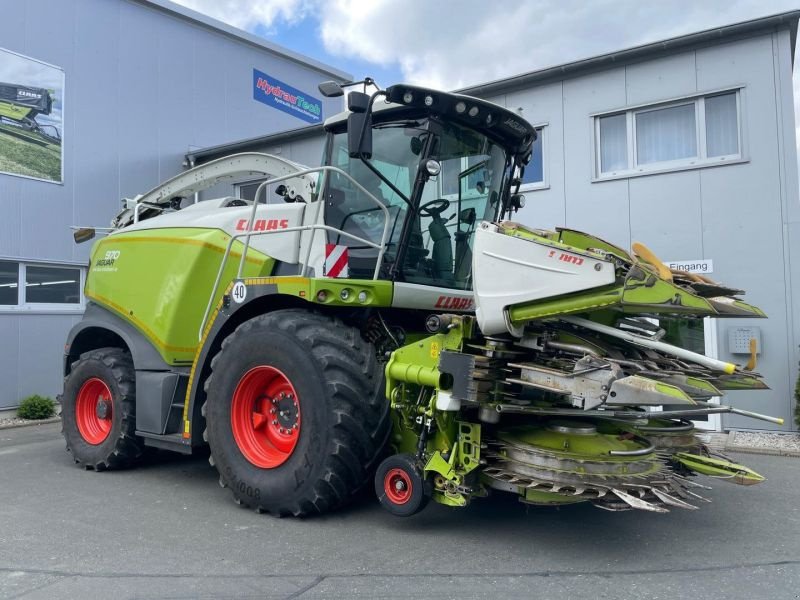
[520,126,545,189]
[595,90,742,178]
[0,260,84,310]
[0,260,19,305]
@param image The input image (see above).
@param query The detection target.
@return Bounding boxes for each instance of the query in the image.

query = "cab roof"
[323,84,537,160]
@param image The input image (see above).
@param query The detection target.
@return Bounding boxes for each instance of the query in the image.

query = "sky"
[172,0,800,150]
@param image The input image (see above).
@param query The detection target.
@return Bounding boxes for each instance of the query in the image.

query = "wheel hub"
[95,400,112,420]
[272,393,299,433]
[384,468,413,505]
[75,378,113,445]
[231,366,302,468]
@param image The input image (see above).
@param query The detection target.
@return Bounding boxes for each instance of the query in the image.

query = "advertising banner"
[252,69,322,124]
[0,47,64,183]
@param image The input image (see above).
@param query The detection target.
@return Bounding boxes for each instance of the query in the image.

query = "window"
[236,179,269,203]
[520,126,546,189]
[0,261,18,305]
[0,260,84,310]
[25,265,82,304]
[595,90,742,178]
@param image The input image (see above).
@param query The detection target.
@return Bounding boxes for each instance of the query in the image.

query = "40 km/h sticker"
[231,281,247,304]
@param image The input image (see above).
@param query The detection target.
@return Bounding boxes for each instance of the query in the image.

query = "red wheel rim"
[384,468,413,505]
[230,366,301,468]
[75,377,113,445]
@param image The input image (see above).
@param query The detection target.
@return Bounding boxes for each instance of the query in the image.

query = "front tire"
[375,454,432,517]
[61,347,143,470]
[203,310,390,516]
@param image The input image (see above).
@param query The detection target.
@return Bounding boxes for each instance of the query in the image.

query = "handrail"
[133,201,166,223]
[198,165,391,341]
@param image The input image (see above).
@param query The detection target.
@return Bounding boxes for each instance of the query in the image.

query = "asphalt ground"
[1,423,799,600]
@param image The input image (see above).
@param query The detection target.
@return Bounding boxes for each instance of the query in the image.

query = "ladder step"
[137,431,192,455]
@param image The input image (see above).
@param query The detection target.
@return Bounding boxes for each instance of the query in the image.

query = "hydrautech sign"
[252,69,322,124]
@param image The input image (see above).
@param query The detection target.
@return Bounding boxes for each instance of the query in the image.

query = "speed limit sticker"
[231,281,247,304]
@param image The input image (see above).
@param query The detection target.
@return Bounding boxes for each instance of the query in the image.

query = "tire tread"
[203,310,390,516]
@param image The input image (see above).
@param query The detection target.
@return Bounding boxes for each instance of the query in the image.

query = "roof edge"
[457,10,800,97]
[133,0,353,82]
[187,124,325,163]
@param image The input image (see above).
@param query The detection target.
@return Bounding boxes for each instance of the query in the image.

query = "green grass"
[0,123,61,181]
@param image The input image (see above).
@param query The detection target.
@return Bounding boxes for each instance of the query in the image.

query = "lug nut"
[272,420,278,425]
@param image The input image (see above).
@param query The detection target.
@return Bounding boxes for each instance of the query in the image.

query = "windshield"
[410,120,508,289]
[323,117,510,288]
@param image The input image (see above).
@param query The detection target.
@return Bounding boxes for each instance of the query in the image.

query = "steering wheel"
[419,199,450,218]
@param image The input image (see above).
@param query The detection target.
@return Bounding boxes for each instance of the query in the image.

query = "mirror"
[73,227,96,244]
[347,91,370,113]
[318,80,344,97]
[347,111,372,158]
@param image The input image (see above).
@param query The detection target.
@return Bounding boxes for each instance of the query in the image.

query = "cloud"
[172,0,800,156]
[316,0,798,89]
[172,1,799,88]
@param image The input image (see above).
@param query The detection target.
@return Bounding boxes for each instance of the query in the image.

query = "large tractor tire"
[203,310,390,516]
[61,347,144,470]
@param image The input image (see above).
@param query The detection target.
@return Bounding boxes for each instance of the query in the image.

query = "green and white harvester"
[61,80,780,517]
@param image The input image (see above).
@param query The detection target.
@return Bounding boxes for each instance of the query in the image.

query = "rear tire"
[61,347,143,470]
[203,310,390,516]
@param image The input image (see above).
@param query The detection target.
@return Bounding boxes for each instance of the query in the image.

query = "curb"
[0,416,61,431]
[696,431,800,458]
[725,446,800,458]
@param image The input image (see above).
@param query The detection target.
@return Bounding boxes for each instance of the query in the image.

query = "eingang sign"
[667,259,714,274]
[252,69,322,124]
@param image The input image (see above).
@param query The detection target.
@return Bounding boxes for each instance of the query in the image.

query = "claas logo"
[235,219,290,231]
[435,296,474,310]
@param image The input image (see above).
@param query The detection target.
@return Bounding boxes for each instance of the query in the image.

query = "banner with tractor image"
[0,47,64,183]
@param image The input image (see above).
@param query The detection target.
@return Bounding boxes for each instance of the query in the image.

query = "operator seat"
[428,216,454,282]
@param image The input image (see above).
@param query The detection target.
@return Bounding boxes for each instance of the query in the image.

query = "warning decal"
[324,244,349,278]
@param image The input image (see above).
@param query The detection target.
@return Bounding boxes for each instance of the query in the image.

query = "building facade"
[0,0,348,409]
[1,4,796,431]
[189,13,800,431]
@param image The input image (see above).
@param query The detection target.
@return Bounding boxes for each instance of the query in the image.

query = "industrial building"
[0,0,349,410]
[1,2,798,431]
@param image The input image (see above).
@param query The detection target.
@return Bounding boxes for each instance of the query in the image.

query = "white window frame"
[593,88,745,181]
[519,124,549,192]
[0,259,86,314]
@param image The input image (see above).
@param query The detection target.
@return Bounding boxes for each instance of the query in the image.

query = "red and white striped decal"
[324,244,349,278]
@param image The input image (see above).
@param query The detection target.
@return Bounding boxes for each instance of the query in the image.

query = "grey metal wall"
[481,30,799,430]
[0,0,347,409]
[197,133,326,200]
